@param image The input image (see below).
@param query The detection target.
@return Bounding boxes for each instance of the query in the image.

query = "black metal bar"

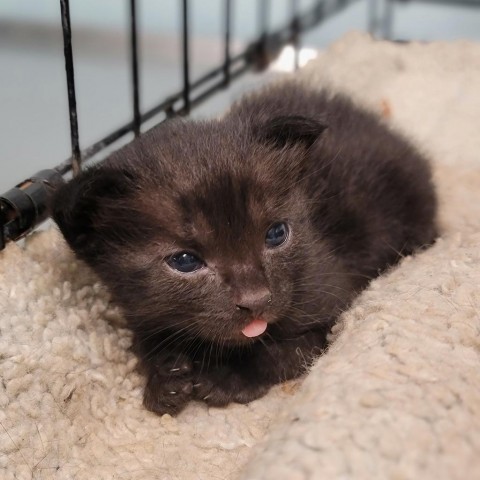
[258,0,270,37]
[223,0,232,86]
[181,0,191,114]
[59,0,82,175]
[367,0,378,34]
[313,0,325,25]
[256,0,271,68]
[383,0,394,39]
[290,0,300,71]
[129,0,141,136]
[0,203,5,251]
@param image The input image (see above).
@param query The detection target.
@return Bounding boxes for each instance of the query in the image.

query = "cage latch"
[0,169,65,250]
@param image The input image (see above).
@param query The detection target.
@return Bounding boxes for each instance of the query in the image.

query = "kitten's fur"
[52,83,437,415]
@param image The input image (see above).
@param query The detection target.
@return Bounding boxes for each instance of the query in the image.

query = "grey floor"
[1,0,479,193]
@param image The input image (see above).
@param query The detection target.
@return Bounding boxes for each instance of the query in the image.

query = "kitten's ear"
[51,166,134,260]
[260,115,327,149]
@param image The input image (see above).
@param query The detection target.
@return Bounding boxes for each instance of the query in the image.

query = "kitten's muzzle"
[234,287,271,317]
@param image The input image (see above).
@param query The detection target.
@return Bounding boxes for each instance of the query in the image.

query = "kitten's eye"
[166,252,205,273]
[265,222,289,248]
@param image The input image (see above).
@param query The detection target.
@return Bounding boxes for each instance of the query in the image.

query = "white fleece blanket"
[1,33,480,480]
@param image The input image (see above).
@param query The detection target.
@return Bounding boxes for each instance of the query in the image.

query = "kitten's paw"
[152,352,193,377]
[192,368,270,407]
[142,352,194,415]
[143,372,193,416]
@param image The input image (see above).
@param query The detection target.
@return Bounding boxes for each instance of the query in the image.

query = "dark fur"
[52,83,437,415]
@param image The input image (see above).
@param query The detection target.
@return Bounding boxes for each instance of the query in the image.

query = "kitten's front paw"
[153,352,193,377]
[143,353,193,416]
[192,367,270,407]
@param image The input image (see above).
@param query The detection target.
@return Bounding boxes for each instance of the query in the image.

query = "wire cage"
[1,0,477,251]
[0,0,365,251]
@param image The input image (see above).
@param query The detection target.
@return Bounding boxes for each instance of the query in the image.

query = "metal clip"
[0,169,65,250]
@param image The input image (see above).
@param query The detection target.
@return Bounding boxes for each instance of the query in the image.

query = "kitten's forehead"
[130,120,307,252]
[136,167,298,256]
[178,172,285,243]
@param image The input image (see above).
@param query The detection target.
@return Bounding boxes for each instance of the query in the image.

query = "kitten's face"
[53,116,348,346]
[112,146,331,345]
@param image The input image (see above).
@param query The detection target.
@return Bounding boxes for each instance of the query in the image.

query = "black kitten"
[52,82,437,415]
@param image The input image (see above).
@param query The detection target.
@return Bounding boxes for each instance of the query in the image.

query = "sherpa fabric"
[1,33,479,480]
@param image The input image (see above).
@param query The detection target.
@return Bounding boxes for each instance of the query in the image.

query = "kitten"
[52,82,437,416]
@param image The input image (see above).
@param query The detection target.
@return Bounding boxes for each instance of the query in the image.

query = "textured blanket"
[1,33,479,480]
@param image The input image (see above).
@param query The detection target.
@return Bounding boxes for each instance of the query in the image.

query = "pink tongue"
[241,318,268,338]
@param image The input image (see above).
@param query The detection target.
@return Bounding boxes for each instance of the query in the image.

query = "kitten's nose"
[235,287,271,315]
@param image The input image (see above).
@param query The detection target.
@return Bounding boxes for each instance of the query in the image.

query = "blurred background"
[1,0,480,192]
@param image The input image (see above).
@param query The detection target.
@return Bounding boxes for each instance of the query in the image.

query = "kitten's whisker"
[140,321,203,362]
[136,316,200,347]
[291,271,373,280]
